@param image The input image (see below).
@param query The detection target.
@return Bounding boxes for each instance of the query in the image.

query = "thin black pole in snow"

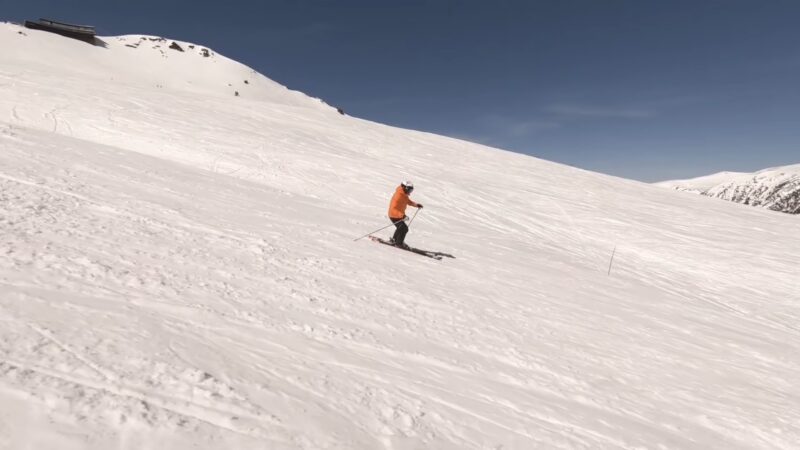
[607,245,617,276]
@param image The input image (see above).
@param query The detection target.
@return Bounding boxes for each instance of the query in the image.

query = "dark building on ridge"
[24,18,96,44]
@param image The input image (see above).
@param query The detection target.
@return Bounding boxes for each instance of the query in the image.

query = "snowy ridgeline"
[2,22,800,450]
[658,165,800,214]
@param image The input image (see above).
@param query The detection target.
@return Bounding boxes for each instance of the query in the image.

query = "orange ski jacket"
[388,185,418,219]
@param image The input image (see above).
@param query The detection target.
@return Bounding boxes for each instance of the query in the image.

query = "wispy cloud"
[482,115,561,137]
[453,102,659,146]
[246,22,338,46]
[440,116,559,148]
[545,104,655,119]
[442,132,496,146]
[506,119,561,136]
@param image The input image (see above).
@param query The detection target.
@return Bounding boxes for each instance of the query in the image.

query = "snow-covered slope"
[2,22,800,450]
[658,165,800,214]
[5,24,325,106]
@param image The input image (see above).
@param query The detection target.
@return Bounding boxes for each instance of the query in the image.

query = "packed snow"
[1,22,799,449]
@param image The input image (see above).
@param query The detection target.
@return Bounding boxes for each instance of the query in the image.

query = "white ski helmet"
[401,180,414,192]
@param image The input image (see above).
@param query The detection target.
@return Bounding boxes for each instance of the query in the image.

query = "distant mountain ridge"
[658,164,800,214]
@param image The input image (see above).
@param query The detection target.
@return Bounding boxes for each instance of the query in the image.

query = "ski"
[369,236,443,260]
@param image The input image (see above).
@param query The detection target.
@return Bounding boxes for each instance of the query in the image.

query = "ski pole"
[353,209,421,242]
[407,208,420,227]
[353,221,398,241]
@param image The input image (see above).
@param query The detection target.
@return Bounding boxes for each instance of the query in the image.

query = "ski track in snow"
[0,22,799,449]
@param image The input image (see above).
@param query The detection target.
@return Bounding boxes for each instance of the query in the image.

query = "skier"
[387,181,423,248]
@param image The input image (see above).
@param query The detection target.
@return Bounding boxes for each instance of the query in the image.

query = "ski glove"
[417,203,424,209]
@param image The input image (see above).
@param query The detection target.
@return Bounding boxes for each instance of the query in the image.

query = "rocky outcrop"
[705,172,800,214]
[660,166,800,214]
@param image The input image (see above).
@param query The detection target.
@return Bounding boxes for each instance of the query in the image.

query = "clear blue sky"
[5,0,800,181]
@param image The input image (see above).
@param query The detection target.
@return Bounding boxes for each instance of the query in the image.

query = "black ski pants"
[390,217,408,245]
